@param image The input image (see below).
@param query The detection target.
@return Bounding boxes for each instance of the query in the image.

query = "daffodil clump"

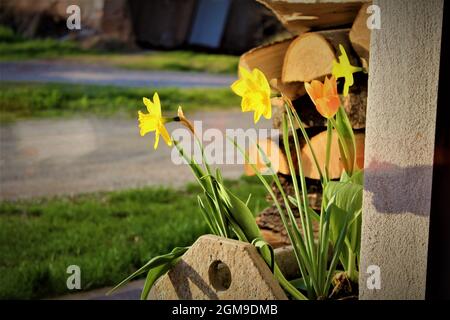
[116,44,364,300]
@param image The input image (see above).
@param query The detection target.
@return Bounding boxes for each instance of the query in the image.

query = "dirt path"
[0,110,272,200]
[0,60,236,88]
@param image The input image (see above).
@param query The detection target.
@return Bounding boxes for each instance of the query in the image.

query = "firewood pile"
[241,0,371,247]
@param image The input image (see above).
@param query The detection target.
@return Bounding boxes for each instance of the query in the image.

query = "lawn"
[0,176,267,299]
[0,82,240,122]
[0,25,239,74]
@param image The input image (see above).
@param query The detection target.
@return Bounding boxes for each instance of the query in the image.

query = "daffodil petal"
[253,68,271,93]
[263,104,272,120]
[315,98,331,118]
[153,131,160,149]
[143,97,154,114]
[138,111,158,136]
[324,76,338,97]
[231,79,248,96]
[263,97,272,119]
[153,92,162,117]
[239,66,252,80]
[253,108,263,124]
[305,80,323,102]
[158,122,172,147]
[241,96,254,112]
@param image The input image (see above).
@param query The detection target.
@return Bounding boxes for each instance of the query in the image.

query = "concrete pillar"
[359,0,444,299]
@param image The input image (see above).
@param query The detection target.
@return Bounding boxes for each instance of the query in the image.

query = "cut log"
[239,38,293,80]
[256,0,367,35]
[282,29,359,83]
[244,135,294,176]
[245,129,365,180]
[301,130,365,180]
[244,128,324,177]
[349,2,372,69]
[239,39,306,100]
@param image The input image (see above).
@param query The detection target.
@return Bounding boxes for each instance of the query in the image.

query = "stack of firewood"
[240,0,371,247]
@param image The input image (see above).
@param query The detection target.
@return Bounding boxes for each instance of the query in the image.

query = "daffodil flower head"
[231,67,272,124]
[332,44,363,96]
[305,76,340,119]
[138,92,172,149]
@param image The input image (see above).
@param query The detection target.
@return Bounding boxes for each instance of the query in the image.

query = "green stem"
[329,117,352,174]
[325,121,332,183]
[230,137,314,297]
[284,108,317,273]
[285,98,324,184]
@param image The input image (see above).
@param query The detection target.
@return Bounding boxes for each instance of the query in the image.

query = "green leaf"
[252,238,275,272]
[290,277,308,291]
[323,180,362,246]
[216,181,261,242]
[140,258,181,300]
[288,196,320,222]
[174,140,208,192]
[108,246,188,296]
[324,206,350,294]
[197,195,220,235]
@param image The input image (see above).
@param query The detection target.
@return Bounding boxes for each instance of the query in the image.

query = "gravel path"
[0,110,272,200]
[0,60,236,88]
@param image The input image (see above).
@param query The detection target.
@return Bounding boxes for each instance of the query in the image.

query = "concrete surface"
[0,60,236,88]
[149,235,288,300]
[359,0,444,300]
[0,110,272,200]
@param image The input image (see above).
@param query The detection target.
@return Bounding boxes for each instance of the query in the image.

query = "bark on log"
[256,0,367,35]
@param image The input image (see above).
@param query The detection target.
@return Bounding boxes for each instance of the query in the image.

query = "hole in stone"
[208,260,231,291]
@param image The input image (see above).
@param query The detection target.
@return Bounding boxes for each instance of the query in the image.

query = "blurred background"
[0,0,283,299]
[0,0,285,53]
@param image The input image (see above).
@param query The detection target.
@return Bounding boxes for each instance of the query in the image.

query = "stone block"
[149,235,288,300]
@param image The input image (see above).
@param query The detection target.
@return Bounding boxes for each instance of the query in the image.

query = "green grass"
[0,25,239,74]
[0,25,85,60]
[0,82,240,122]
[0,176,267,299]
[69,51,239,74]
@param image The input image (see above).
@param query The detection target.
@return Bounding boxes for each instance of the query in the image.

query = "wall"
[359,0,444,299]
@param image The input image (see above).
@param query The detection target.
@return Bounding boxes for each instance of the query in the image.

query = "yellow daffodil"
[231,67,271,123]
[305,76,340,119]
[332,44,362,96]
[138,92,172,149]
